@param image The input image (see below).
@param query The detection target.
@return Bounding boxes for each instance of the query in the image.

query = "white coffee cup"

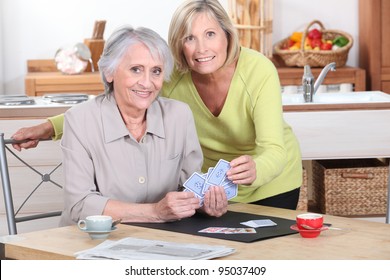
[77,215,112,232]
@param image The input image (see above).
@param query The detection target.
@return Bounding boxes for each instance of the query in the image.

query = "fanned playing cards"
[183,159,238,205]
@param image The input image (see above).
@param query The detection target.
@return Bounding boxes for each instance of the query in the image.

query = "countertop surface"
[282,91,390,112]
[0,95,95,119]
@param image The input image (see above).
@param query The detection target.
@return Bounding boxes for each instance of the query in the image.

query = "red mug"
[296,213,323,230]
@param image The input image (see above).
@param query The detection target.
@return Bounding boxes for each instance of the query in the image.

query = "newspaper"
[75,237,235,260]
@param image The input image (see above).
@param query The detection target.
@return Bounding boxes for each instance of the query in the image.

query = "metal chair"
[0,132,63,235]
[387,166,390,224]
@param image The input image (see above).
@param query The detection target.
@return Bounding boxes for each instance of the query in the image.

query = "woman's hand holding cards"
[154,191,201,222]
[227,155,257,185]
[183,159,238,205]
[182,159,236,218]
[201,186,228,217]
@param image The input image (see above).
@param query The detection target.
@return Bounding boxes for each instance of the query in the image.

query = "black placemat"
[126,210,298,243]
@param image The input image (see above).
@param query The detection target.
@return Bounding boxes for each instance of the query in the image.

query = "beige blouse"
[59,94,203,226]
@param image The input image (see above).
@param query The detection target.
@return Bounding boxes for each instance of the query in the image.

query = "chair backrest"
[0,133,63,235]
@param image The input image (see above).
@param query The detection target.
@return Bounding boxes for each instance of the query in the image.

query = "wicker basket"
[273,20,353,67]
[312,159,388,216]
[297,168,308,211]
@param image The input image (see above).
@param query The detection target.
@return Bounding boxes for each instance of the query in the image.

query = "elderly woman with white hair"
[59,26,212,226]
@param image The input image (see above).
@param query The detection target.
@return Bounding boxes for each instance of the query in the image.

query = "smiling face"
[106,42,164,115]
[182,12,228,75]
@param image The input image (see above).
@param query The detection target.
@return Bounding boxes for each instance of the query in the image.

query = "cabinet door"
[359,0,390,92]
[382,1,390,94]
[382,0,390,69]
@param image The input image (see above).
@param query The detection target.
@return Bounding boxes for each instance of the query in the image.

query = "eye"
[152,67,162,76]
[206,31,216,38]
[184,35,195,42]
[130,66,142,73]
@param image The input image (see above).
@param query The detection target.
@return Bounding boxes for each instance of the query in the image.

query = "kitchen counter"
[0,95,95,119]
[283,102,390,112]
[282,91,390,112]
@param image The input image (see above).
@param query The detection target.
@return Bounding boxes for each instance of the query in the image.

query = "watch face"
[55,44,90,75]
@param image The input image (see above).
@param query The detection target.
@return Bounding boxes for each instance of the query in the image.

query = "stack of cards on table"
[199,227,256,234]
[183,159,237,205]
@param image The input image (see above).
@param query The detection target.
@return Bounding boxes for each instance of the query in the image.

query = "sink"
[282,91,390,104]
[282,91,390,111]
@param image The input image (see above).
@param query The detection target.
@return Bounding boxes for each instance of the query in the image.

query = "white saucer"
[80,226,117,234]
[80,226,117,239]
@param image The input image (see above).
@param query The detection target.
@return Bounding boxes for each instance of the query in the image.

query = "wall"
[0,0,358,95]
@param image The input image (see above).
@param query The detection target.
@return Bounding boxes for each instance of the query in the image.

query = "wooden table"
[1,203,389,260]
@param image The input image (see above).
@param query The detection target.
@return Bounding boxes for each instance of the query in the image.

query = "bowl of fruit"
[273,20,353,67]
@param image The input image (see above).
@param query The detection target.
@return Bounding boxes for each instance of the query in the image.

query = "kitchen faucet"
[302,62,336,102]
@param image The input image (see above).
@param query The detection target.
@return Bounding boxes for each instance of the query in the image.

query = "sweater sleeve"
[47,114,65,141]
[250,66,287,187]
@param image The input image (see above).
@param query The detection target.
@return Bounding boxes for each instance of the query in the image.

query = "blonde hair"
[168,0,240,73]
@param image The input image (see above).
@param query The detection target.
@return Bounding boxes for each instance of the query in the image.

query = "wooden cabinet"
[24,59,104,96]
[25,72,104,96]
[25,67,366,97]
[277,66,366,91]
[359,0,390,93]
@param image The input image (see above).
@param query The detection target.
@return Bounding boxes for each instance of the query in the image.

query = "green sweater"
[162,47,302,202]
[50,47,302,203]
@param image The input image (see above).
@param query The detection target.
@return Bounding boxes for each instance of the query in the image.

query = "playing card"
[221,176,232,186]
[240,219,277,228]
[199,227,256,234]
[183,159,235,203]
[202,182,213,194]
[198,227,227,233]
[206,167,214,181]
[224,182,238,200]
[219,227,256,234]
[183,172,205,196]
[207,159,231,185]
